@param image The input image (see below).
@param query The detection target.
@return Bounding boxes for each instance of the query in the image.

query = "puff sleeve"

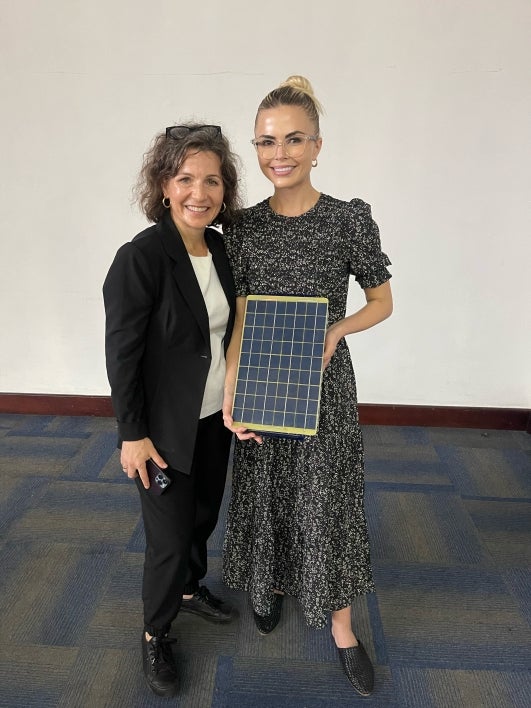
[348,198,392,289]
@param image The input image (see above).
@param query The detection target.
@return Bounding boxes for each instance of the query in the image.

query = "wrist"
[328,322,344,344]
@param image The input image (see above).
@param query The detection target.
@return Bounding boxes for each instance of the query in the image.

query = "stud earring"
[312,159,318,168]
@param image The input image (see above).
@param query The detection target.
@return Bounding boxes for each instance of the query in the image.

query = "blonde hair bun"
[256,74,324,132]
[280,75,324,114]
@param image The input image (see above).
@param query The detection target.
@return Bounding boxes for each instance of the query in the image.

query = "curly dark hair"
[134,124,243,226]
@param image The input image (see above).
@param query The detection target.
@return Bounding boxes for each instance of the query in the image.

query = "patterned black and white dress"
[222,194,392,628]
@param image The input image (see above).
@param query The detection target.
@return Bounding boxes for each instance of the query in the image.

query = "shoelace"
[196,586,221,608]
[149,636,177,672]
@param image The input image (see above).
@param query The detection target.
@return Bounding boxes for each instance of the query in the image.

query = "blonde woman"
[222,77,393,696]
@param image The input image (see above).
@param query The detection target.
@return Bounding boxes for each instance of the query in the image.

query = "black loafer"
[180,586,237,623]
[337,641,374,696]
[142,632,178,697]
[253,593,284,635]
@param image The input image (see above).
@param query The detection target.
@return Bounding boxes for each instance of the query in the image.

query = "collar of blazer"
[157,211,234,352]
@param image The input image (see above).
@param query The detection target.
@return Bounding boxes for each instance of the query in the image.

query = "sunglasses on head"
[165,125,222,140]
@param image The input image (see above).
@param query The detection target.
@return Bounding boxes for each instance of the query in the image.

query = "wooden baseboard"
[358,403,530,431]
[0,394,114,417]
[0,393,529,431]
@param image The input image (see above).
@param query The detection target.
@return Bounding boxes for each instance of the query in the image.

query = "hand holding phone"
[146,458,172,495]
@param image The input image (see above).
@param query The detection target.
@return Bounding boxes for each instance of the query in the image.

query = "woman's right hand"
[120,438,168,489]
[222,389,263,444]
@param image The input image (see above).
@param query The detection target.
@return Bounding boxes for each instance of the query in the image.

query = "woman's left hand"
[323,325,341,369]
[322,281,393,369]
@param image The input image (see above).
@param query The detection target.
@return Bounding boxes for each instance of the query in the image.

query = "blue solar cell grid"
[232,295,329,436]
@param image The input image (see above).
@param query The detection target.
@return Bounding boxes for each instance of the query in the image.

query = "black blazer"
[103,211,236,474]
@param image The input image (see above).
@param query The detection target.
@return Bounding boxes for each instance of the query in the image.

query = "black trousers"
[135,410,231,636]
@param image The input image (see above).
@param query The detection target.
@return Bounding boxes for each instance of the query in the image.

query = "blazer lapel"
[207,228,236,350]
[158,213,210,350]
[206,228,236,309]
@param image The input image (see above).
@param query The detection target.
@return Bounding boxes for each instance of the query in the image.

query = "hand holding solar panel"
[231,296,329,437]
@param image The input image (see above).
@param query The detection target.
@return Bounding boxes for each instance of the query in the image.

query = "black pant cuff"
[183,581,199,595]
[144,624,171,638]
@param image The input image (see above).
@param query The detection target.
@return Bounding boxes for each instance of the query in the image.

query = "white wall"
[1,0,530,408]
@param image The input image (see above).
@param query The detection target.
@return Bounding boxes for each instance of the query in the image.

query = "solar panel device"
[232,295,329,437]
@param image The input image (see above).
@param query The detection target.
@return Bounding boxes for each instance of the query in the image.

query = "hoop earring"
[219,202,226,213]
[312,159,318,168]
[162,196,171,208]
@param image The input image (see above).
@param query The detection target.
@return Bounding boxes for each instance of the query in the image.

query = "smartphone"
[146,458,172,495]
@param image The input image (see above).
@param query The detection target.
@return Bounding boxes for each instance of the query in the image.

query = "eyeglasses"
[251,133,317,159]
[166,125,222,140]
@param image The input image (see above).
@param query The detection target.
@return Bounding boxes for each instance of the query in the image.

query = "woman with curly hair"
[104,123,242,697]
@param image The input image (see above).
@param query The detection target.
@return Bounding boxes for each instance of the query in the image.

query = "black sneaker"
[141,632,178,697]
[180,586,237,623]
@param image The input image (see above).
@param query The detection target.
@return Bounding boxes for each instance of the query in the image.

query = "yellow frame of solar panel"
[232,295,329,436]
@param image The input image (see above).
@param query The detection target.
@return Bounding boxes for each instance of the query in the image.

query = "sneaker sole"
[145,677,179,697]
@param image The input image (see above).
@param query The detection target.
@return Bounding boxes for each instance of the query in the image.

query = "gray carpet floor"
[0,414,529,707]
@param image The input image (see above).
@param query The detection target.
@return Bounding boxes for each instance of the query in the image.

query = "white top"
[188,251,230,418]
